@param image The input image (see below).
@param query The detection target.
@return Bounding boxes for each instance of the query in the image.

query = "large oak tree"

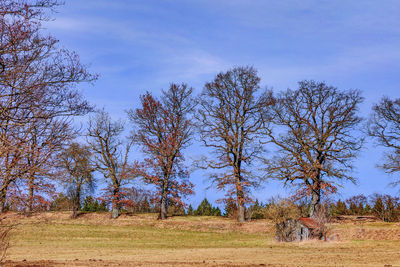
[368,97,400,186]
[128,84,194,220]
[265,80,364,217]
[0,0,95,212]
[87,110,133,219]
[196,66,273,222]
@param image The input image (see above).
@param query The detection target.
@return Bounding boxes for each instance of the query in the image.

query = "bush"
[311,204,331,240]
[265,198,300,225]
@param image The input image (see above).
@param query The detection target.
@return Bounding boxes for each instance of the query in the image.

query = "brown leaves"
[128,84,194,219]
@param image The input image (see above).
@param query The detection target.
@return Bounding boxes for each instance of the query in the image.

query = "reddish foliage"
[129,84,194,219]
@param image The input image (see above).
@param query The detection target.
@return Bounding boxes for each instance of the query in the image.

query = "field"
[1,212,400,266]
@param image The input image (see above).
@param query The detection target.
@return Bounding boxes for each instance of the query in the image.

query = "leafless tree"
[368,97,400,186]
[0,0,96,212]
[87,110,133,219]
[312,204,331,240]
[23,117,74,214]
[196,66,273,222]
[59,142,94,218]
[265,80,364,217]
[128,84,195,220]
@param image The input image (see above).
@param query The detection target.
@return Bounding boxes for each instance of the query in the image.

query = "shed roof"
[298,217,318,229]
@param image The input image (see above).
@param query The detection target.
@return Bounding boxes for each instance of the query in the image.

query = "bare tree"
[368,97,400,186]
[196,66,273,222]
[23,116,75,214]
[0,0,96,212]
[87,110,133,219]
[128,84,195,220]
[59,142,94,218]
[265,80,364,217]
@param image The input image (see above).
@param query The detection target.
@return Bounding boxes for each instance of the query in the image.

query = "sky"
[44,0,400,207]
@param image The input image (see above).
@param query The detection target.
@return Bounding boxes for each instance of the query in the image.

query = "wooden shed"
[276,217,320,242]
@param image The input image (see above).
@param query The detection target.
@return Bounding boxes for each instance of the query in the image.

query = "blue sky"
[45,0,400,207]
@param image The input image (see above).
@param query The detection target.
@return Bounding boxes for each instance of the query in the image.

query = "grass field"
[1,212,400,266]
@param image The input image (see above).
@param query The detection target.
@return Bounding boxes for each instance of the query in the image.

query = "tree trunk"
[237,202,245,223]
[159,191,168,220]
[236,172,245,223]
[309,187,321,218]
[72,186,81,219]
[0,180,10,214]
[111,186,119,219]
[0,193,6,214]
[0,183,10,213]
[25,175,35,215]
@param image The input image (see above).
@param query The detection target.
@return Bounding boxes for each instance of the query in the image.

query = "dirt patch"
[2,260,286,266]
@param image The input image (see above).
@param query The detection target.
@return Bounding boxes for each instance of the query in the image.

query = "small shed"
[276,217,320,242]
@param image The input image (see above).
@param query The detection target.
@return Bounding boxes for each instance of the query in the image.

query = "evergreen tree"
[195,198,213,216]
[364,204,372,215]
[212,207,222,216]
[247,200,265,219]
[333,200,348,216]
[81,196,108,212]
[187,205,194,215]
[348,202,358,215]
[194,198,221,216]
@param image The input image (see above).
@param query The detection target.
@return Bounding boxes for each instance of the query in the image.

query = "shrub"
[265,198,300,225]
[312,204,331,240]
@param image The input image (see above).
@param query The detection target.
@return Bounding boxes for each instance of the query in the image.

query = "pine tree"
[364,204,372,215]
[187,205,194,215]
[349,202,357,215]
[195,198,213,216]
[333,200,348,216]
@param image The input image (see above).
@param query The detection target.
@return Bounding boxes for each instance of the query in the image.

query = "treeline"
[1,1,400,222]
[7,192,400,223]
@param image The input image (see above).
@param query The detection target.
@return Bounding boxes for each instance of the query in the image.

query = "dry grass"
[1,212,400,266]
